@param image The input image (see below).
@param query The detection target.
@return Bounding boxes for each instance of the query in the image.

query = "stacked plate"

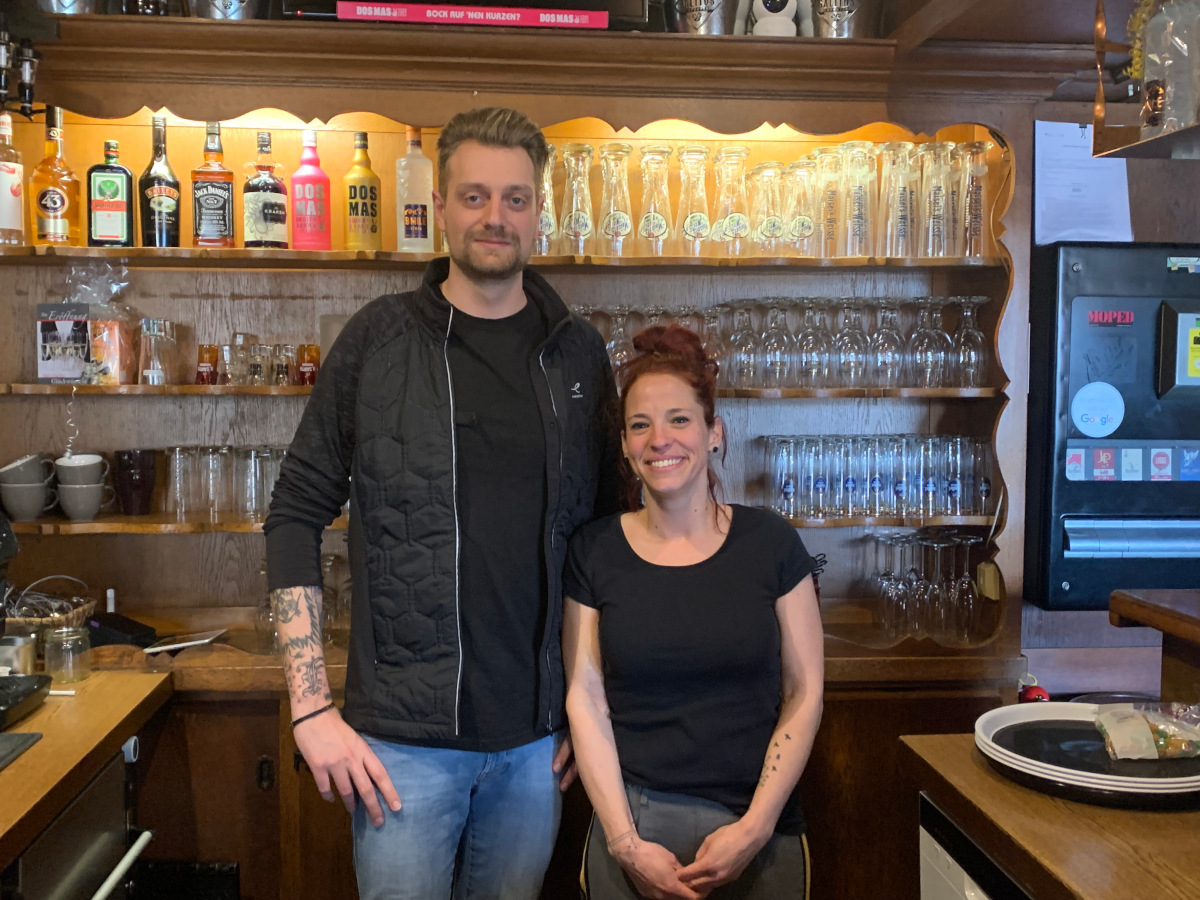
[974,702,1200,810]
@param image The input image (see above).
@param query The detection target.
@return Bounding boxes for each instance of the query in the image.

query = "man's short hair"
[436,107,549,198]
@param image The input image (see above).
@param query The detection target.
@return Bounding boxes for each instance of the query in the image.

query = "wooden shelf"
[0,245,1006,271]
[719,387,1001,399]
[7,384,313,396]
[782,515,993,528]
[8,513,349,535]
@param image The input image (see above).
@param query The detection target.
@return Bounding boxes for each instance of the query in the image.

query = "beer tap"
[0,13,45,122]
[17,40,41,121]
[0,15,13,112]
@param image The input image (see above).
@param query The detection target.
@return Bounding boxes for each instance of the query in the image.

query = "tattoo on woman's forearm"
[272,587,304,623]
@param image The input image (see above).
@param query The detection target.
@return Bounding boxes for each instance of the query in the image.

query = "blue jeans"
[354,733,562,900]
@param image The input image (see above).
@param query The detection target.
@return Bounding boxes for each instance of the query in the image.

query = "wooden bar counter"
[1110,589,1200,702]
[902,733,1200,900]
[0,670,172,873]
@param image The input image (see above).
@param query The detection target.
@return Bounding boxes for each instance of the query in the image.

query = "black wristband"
[291,702,336,728]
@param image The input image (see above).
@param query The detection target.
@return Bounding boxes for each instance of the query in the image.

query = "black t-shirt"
[563,505,816,834]
[448,297,549,751]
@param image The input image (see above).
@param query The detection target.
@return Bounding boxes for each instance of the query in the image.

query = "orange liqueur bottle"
[191,121,235,247]
[29,106,81,246]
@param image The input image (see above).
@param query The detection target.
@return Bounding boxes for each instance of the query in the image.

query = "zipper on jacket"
[445,310,464,737]
[539,348,563,732]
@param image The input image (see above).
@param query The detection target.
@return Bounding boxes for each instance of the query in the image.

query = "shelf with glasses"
[718,387,1001,399]
[8,513,349,536]
[780,515,992,528]
[5,384,314,396]
[0,245,1007,272]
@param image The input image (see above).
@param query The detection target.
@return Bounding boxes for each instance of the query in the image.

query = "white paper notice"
[1034,121,1133,245]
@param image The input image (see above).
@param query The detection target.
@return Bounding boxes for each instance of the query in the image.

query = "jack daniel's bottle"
[139,115,180,247]
[243,131,287,249]
[191,122,234,248]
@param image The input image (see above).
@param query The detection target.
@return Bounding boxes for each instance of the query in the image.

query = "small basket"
[4,598,96,641]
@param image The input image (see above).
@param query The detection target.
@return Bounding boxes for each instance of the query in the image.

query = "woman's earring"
[711,446,719,453]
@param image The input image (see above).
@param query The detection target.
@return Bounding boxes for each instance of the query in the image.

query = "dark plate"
[0,674,53,731]
[992,720,1200,780]
[981,752,1200,811]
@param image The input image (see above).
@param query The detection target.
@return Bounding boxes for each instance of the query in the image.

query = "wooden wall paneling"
[132,697,282,900]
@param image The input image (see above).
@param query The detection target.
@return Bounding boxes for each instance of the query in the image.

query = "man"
[264,106,618,900]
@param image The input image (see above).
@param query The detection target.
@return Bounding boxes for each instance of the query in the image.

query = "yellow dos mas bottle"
[343,131,381,252]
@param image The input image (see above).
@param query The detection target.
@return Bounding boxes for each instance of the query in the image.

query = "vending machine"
[1025,243,1200,610]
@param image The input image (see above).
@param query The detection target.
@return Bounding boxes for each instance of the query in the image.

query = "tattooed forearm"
[271,587,306,624]
[758,740,781,788]
[273,585,331,709]
[282,633,317,653]
[294,657,330,701]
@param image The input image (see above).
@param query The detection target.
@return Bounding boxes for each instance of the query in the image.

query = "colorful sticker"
[1150,448,1173,481]
[1066,449,1084,481]
[1071,381,1125,438]
[1093,448,1116,481]
[1121,448,1143,482]
[1181,448,1200,481]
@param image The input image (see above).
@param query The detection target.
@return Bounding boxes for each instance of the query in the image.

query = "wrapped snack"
[37,261,137,385]
[1096,702,1200,760]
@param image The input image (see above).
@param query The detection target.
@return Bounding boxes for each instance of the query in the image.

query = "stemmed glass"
[700,307,728,386]
[950,535,983,644]
[906,297,948,388]
[795,299,832,388]
[867,297,906,388]
[674,305,703,335]
[833,300,870,388]
[727,306,759,388]
[606,306,636,371]
[951,295,990,388]
[760,302,792,389]
[921,535,957,642]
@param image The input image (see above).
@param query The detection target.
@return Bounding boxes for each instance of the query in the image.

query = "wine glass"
[867,297,906,388]
[833,299,870,388]
[950,535,983,644]
[760,302,793,389]
[906,296,947,388]
[795,298,833,387]
[727,305,759,388]
[951,295,990,388]
[921,535,957,642]
[606,306,636,372]
[699,307,728,386]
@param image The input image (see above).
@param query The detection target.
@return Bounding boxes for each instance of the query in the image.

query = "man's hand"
[612,838,707,900]
[676,819,769,894]
[552,733,578,792]
[293,708,402,827]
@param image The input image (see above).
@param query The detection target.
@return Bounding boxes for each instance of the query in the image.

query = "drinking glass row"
[594,296,990,389]
[538,138,996,260]
[871,530,988,645]
[764,434,995,520]
[164,445,286,521]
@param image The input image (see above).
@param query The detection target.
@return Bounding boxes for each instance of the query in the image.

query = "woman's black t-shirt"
[563,504,816,835]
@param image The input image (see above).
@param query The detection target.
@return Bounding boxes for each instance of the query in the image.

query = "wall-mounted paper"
[1035,121,1133,245]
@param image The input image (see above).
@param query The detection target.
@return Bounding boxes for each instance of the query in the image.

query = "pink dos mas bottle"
[290,129,331,251]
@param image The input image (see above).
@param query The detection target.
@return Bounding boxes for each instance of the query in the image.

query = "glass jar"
[44,626,91,683]
[676,144,711,258]
[595,142,633,258]
[557,143,594,255]
[710,146,751,258]
[138,317,176,386]
[535,143,558,257]
[636,144,673,257]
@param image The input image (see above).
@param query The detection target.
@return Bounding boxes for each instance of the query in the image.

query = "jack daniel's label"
[193,181,234,239]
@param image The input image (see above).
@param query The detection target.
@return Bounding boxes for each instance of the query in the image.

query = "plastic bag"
[1095,702,1200,760]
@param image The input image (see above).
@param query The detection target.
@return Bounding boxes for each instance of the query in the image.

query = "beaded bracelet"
[291,702,336,728]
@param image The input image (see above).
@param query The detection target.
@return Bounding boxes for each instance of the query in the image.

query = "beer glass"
[710,146,752,257]
[951,295,990,388]
[942,435,973,515]
[973,438,995,515]
[535,143,557,256]
[918,142,956,258]
[841,141,875,258]
[637,144,673,257]
[890,435,913,516]
[595,142,633,258]
[813,146,843,259]
[676,144,711,257]
[164,445,196,519]
[833,300,870,388]
[861,436,890,516]
[558,143,594,255]
[958,140,995,258]
[800,437,829,519]
[765,436,798,518]
[749,161,786,258]
[911,436,942,519]
[759,303,792,389]
[783,159,817,257]
[875,141,918,260]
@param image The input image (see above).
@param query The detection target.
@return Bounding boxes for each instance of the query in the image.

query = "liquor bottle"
[395,126,433,253]
[243,131,288,250]
[29,106,81,247]
[0,111,25,245]
[87,140,134,248]
[343,131,381,252]
[139,115,180,247]
[290,129,331,251]
[191,122,235,248]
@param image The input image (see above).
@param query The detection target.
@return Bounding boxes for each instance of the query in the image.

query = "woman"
[563,325,824,900]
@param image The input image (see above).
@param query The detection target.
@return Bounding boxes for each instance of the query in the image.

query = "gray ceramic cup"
[0,454,54,485]
[58,483,116,522]
[1,483,57,521]
[55,453,111,486]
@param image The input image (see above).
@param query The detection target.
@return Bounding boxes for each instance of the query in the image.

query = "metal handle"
[88,829,153,900]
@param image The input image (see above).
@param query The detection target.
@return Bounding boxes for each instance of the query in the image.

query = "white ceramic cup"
[58,483,116,522]
[55,453,111,486]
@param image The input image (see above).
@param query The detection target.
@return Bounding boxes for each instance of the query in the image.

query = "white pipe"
[89,830,153,900]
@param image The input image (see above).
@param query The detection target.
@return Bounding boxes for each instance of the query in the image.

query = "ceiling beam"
[889,0,989,56]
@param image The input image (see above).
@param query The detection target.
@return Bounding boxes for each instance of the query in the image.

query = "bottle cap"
[406,126,421,146]
[206,121,220,135]
[152,115,166,129]
[302,129,317,146]
[257,131,272,150]
[104,139,119,155]
[354,131,368,147]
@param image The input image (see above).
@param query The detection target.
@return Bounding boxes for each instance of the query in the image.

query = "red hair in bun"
[616,324,726,511]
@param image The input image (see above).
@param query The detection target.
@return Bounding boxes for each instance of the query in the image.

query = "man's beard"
[449,226,528,282]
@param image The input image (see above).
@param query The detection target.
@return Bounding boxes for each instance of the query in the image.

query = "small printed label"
[404,203,429,240]
[682,212,710,240]
[722,212,750,238]
[1150,448,1173,481]
[561,209,592,239]
[193,181,234,240]
[144,183,179,214]
[244,192,288,245]
[922,477,937,495]
[345,182,380,238]
[1181,448,1200,481]
[601,211,632,238]
[90,171,129,243]
[1066,448,1084,481]
[1190,327,1200,377]
[1093,448,1116,481]
[893,479,907,498]
[813,476,827,494]
[978,477,992,500]
[758,215,785,240]
[36,187,69,239]
[708,216,727,242]
[1121,448,1142,482]
[0,162,23,233]
[638,212,668,240]
[869,475,883,494]
[788,215,814,240]
[781,478,795,500]
[538,208,556,238]
[947,477,961,498]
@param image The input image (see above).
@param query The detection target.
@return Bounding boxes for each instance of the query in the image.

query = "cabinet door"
[132,698,281,900]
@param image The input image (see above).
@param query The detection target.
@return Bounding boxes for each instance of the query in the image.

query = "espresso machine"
[1025,243,1200,610]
